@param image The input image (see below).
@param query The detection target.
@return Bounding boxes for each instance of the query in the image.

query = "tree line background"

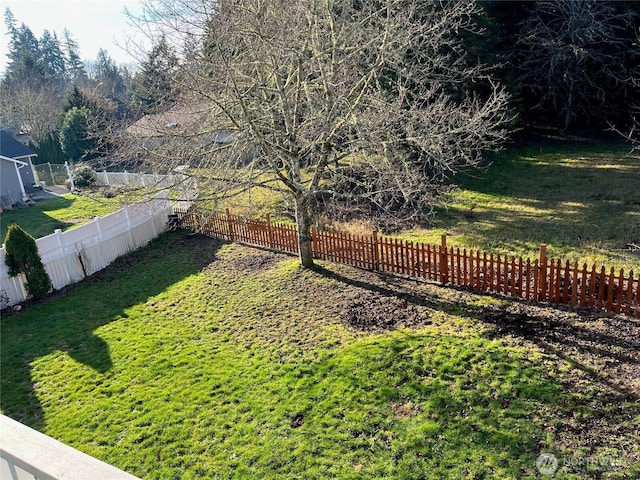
[1,7,173,164]
[2,1,638,164]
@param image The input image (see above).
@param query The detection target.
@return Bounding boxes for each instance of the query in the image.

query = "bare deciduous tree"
[127,0,511,267]
[516,0,639,131]
[0,82,62,143]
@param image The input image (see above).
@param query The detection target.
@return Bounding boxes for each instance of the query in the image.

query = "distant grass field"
[209,142,640,272]
[395,142,640,272]
[1,232,638,479]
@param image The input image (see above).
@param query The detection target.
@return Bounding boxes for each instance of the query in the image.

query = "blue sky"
[1,0,147,73]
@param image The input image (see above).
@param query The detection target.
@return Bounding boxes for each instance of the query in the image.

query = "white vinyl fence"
[0,191,172,307]
[95,171,191,189]
[94,170,197,212]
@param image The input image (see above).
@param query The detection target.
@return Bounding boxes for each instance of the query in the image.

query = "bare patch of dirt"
[229,253,281,272]
[342,291,427,331]
[473,302,640,398]
[290,414,305,428]
[390,401,422,419]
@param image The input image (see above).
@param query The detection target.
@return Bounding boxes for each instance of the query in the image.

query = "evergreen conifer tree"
[4,224,52,300]
[132,36,177,114]
[60,106,94,162]
[40,30,68,84]
[63,28,88,86]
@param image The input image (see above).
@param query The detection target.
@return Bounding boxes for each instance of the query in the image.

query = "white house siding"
[0,157,26,209]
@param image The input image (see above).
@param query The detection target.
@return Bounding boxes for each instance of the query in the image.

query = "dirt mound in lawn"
[230,253,280,272]
[342,291,428,331]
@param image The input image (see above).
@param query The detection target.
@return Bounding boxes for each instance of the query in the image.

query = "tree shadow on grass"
[314,264,640,400]
[477,306,640,396]
[311,263,640,474]
[0,232,222,430]
[436,144,640,263]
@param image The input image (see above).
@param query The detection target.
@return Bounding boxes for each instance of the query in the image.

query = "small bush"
[72,165,96,188]
[4,224,52,299]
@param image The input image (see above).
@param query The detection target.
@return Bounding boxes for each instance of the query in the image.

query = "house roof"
[0,129,37,160]
[126,105,208,138]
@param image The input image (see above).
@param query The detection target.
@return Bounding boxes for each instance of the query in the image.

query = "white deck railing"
[0,415,140,480]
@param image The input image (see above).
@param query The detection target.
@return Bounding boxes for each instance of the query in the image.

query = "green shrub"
[4,224,52,299]
[72,165,96,188]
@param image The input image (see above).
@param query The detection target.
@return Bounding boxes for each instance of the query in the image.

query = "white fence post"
[64,162,74,191]
[124,205,135,248]
[149,205,159,238]
[94,216,103,242]
[54,229,65,257]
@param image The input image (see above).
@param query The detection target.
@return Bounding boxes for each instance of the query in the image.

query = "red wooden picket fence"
[176,206,640,318]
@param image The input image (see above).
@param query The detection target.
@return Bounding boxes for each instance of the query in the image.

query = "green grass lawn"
[2,232,638,479]
[400,141,640,272]
[0,188,149,241]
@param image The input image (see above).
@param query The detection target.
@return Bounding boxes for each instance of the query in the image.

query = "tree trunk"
[294,195,314,268]
[563,59,576,130]
[564,80,574,131]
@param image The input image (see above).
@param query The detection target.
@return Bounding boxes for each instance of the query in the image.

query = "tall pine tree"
[40,30,67,85]
[63,29,88,86]
[91,49,126,100]
[132,36,177,114]
[3,20,44,86]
